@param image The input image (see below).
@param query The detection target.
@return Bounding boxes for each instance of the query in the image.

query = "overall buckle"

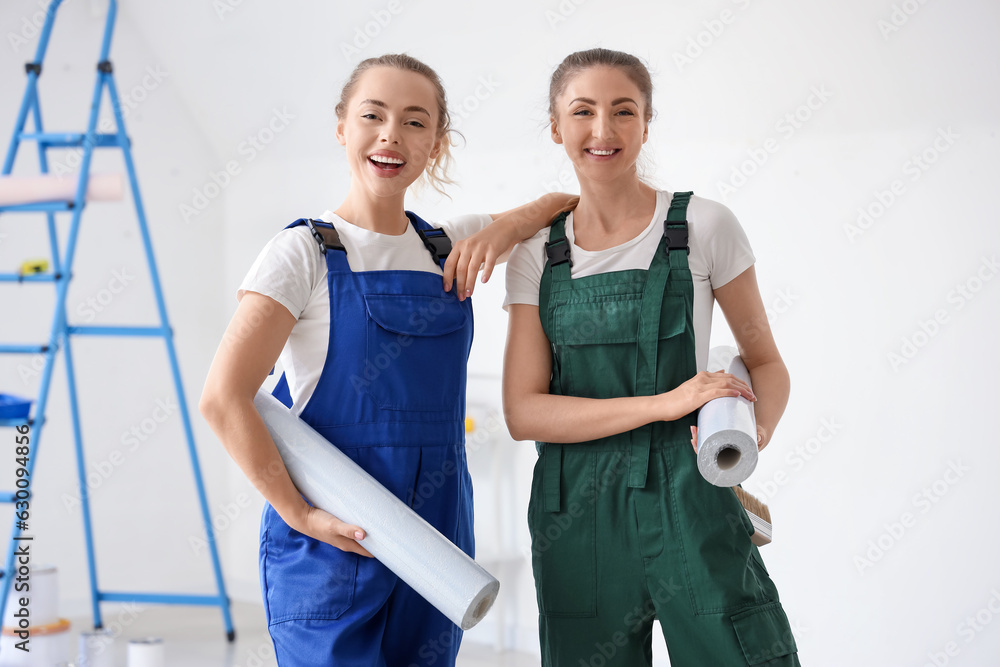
[305,218,345,255]
[417,227,452,262]
[545,237,573,267]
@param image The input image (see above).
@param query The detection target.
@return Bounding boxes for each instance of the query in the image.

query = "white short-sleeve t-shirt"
[504,191,755,373]
[239,211,493,415]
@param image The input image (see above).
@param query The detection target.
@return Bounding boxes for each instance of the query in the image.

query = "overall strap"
[286,218,351,274]
[406,210,453,270]
[539,211,570,512]
[628,191,693,489]
[539,211,571,338]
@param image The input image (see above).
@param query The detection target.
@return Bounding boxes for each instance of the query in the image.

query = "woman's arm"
[443,192,578,297]
[199,292,372,556]
[502,304,754,443]
[713,265,790,451]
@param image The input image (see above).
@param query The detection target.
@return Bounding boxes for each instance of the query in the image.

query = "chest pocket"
[550,291,688,400]
[363,293,470,412]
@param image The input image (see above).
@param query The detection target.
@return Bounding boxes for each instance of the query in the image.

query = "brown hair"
[548,48,654,121]
[335,54,455,196]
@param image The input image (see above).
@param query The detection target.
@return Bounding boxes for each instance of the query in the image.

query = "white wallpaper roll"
[1,564,58,628]
[696,346,759,487]
[0,173,124,206]
[253,390,500,631]
[78,629,115,667]
[127,638,164,667]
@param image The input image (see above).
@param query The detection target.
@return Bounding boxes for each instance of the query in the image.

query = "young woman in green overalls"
[503,49,801,666]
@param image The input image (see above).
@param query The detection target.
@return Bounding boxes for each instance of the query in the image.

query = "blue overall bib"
[259,213,475,667]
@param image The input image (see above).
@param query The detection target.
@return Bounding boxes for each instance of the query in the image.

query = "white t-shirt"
[504,191,755,373]
[239,211,493,415]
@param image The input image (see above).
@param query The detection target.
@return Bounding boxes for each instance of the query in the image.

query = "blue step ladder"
[0,0,234,643]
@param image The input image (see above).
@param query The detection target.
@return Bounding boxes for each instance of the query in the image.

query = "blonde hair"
[335,54,456,197]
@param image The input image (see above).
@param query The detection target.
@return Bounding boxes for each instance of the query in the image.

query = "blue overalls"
[259,213,475,667]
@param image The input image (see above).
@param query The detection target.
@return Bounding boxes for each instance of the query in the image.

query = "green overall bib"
[529,192,800,666]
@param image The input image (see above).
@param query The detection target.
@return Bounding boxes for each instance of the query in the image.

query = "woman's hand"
[442,221,518,299]
[290,505,374,558]
[659,371,755,423]
[442,193,580,299]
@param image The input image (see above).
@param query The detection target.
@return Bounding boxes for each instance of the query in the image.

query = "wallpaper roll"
[0,173,124,206]
[253,389,499,631]
[696,346,759,487]
[1,565,58,628]
[127,638,164,667]
[78,630,115,667]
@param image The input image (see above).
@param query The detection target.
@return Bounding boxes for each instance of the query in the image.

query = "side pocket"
[527,451,597,617]
[731,602,798,665]
[261,504,359,624]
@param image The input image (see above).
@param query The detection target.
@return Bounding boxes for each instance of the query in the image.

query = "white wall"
[1,0,999,664]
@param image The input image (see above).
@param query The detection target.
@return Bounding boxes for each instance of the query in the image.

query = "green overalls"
[529,192,800,666]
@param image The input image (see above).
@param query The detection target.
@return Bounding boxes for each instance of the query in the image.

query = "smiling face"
[550,65,649,186]
[336,66,443,201]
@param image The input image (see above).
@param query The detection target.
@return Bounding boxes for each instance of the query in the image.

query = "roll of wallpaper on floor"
[696,346,758,487]
[254,389,500,631]
[78,629,115,667]
[0,618,70,667]
[2,564,58,628]
[0,173,124,206]
[127,637,164,667]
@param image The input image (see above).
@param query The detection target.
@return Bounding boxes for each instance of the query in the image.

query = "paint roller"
[0,173,124,206]
[253,389,499,631]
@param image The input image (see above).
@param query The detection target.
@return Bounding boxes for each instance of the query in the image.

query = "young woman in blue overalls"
[503,49,801,665]
[200,54,573,666]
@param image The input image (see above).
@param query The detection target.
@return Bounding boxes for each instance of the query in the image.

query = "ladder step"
[0,272,60,283]
[0,492,18,503]
[0,344,49,354]
[0,201,75,213]
[98,592,229,607]
[18,132,122,148]
[68,325,170,338]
